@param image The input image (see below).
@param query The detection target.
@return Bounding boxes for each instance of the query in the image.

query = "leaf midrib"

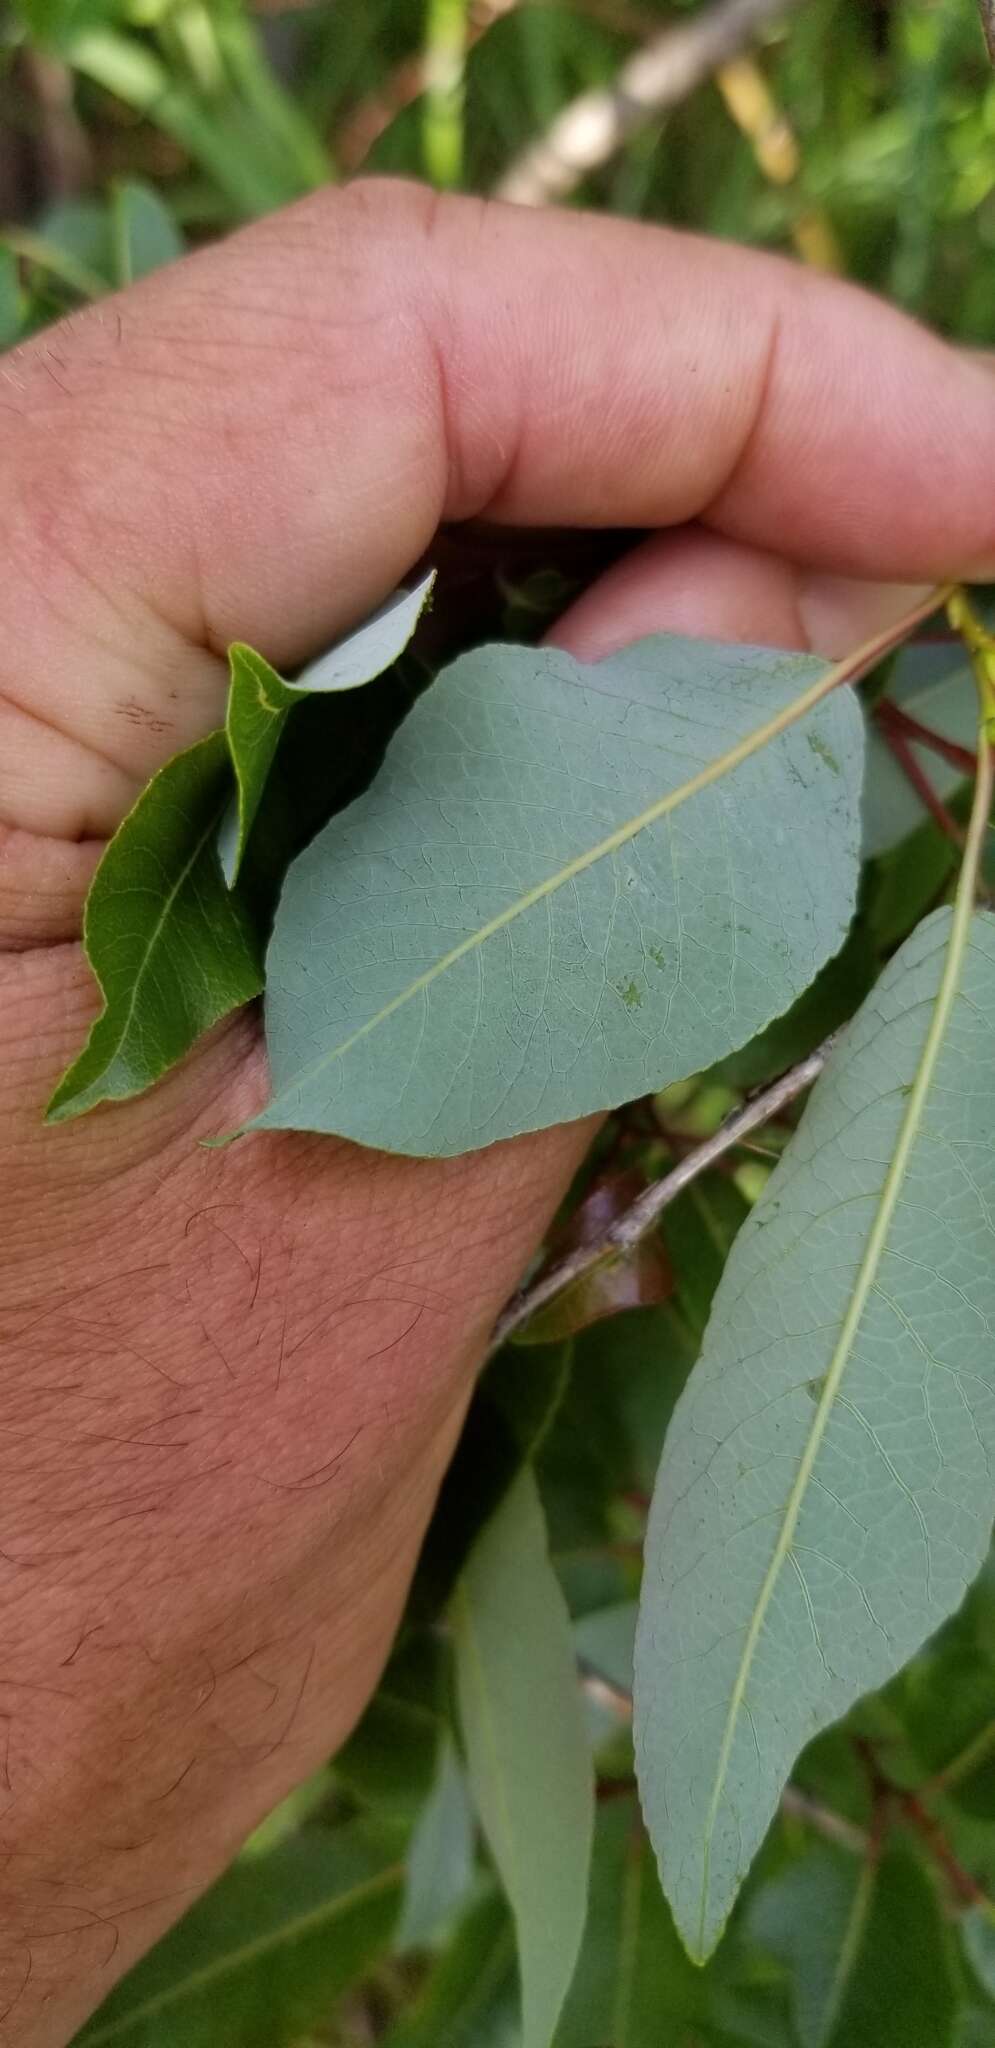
[54,742,235,1110]
[80,1860,403,2043]
[694,784,990,1955]
[817,1854,877,2046]
[254,654,845,1124]
[453,1578,522,1926]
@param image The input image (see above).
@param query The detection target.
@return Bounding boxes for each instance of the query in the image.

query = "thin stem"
[494,584,979,1359]
[925,1717,995,1797]
[496,0,808,204]
[780,1785,869,1857]
[878,719,966,847]
[901,1790,991,1909]
[423,0,469,187]
[490,1038,833,1352]
[3,228,105,301]
[875,698,977,777]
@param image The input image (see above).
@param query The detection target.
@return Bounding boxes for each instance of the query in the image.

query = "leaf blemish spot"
[807,731,840,774]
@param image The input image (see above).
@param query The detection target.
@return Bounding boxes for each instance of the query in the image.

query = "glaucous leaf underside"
[247,633,864,1155]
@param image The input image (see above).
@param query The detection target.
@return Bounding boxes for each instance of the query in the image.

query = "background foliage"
[4,0,995,2042]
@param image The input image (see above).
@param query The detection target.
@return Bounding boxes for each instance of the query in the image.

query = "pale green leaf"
[247,633,863,1155]
[76,1822,404,2045]
[453,1466,594,2048]
[397,1733,476,1949]
[962,1906,995,1998]
[111,178,184,284]
[574,1601,637,1694]
[636,908,995,1958]
[220,571,435,886]
[47,733,261,1123]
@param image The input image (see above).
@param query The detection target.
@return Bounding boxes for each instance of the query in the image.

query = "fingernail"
[797,577,936,660]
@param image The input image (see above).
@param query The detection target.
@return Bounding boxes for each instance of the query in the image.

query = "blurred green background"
[5,4,995,2045]
[4,0,995,338]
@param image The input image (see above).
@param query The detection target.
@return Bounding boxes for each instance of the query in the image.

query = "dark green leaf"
[246,634,863,1155]
[335,1633,447,1818]
[555,1800,703,2046]
[749,1844,876,2048]
[0,248,24,346]
[829,1844,956,2046]
[220,573,435,886]
[453,1467,594,2048]
[867,814,958,954]
[962,1906,995,2000]
[381,1890,518,2048]
[413,1340,571,1620]
[47,734,261,1123]
[76,1823,404,2046]
[752,1842,956,2048]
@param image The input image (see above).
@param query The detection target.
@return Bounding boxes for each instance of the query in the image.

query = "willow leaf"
[751,1843,955,2048]
[748,1845,877,2048]
[635,906,995,1959]
[78,1822,403,2045]
[246,632,863,1156]
[397,1733,476,1949]
[220,571,435,885]
[47,732,260,1123]
[554,1800,706,2048]
[453,1466,594,2048]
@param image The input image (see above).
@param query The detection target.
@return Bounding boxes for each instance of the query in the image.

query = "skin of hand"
[1,176,994,2044]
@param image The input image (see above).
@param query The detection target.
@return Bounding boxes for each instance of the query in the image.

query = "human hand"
[1,178,993,2045]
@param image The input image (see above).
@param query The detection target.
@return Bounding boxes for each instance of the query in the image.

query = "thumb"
[3,177,994,940]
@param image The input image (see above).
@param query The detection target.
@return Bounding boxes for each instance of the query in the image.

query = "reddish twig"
[489,1039,833,1353]
[878,720,966,846]
[901,1791,990,1909]
[875,698,977,777]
